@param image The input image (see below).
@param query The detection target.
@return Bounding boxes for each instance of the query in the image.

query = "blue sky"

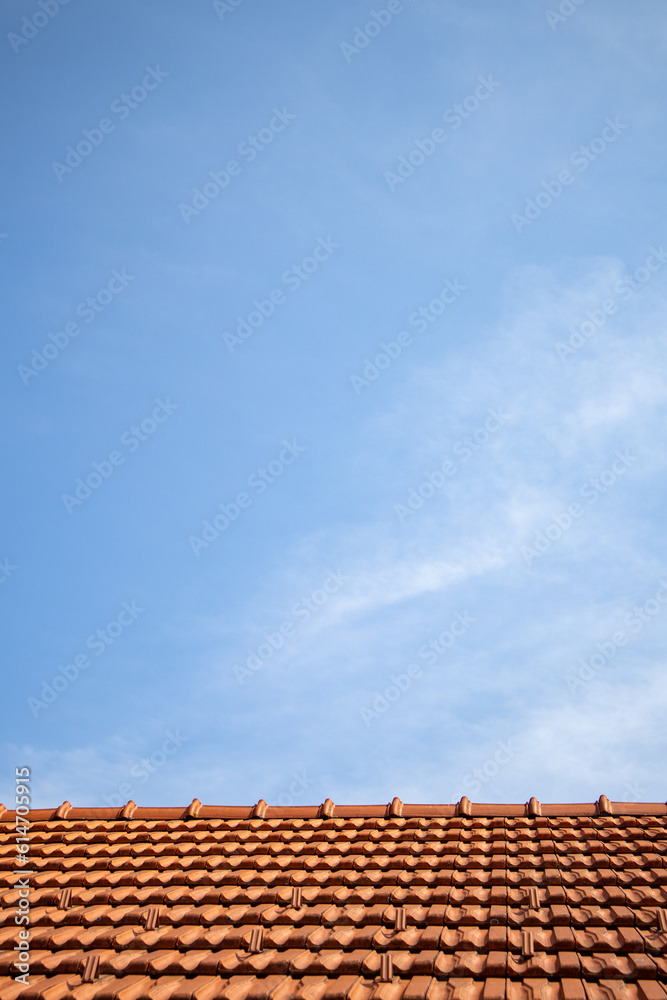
[2,0,666,810]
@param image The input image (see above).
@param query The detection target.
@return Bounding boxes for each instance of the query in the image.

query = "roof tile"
[2,801,666,1000]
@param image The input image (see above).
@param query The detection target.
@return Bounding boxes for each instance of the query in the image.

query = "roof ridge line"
[1,796,666,822]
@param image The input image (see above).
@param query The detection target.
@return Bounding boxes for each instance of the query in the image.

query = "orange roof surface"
[1,798,666,1000]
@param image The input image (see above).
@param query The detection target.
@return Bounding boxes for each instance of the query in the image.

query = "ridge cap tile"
[3,800,667,823]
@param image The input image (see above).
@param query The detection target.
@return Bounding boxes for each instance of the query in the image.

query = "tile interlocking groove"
[1,800,666,1000]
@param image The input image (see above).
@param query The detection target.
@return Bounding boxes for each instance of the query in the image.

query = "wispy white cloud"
[178,255,667,802]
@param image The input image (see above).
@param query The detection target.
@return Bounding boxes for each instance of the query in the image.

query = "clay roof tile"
[2,800,666,1000]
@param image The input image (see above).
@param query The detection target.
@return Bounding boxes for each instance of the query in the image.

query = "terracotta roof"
[1,799,666,1000]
